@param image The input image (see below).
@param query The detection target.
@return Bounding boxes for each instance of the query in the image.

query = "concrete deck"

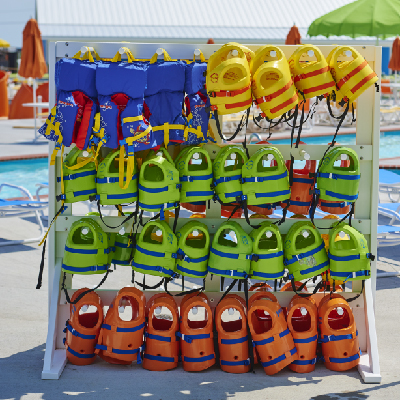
[1,119,400,399]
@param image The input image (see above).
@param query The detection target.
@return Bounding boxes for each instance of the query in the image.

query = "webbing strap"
[221,359,250,366]
[242,171,287,183]
[176,332,211,343]
[317,172,360,181]
[214,174,242,186]
[253,328,290,346]
[221,335,248,345]
[66,323,96,340]
[145,332,171,342]
[62,264,109,273]
[143,354,175,363]
[254,189,291,198]
[251,270,284,280]
[284,243,325,266]
[131,261,175,277]
[208,84,250,98]
[294,66,330,82]
[101,322,145,333]
[320,331,358,343]
[183,354,215,363]
[210,247,252,261]
[67,346,95,359]
[260,347,297,367]
[292,357,317,365]
[152,123,186,147]
[325,190,358,201]
[176,264,208,278]
[255,80,294,104]
[293,334,318,344]
[180,173,213,182]
[58,170,96,182]
[208,266,248,279]
[337,60,367,89]
[329,352,360,364]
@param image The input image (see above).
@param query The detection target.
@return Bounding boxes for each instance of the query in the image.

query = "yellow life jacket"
[206,43,252,115]
[288,44,335,99]
[252,46,298,120]
[327,46,378,104]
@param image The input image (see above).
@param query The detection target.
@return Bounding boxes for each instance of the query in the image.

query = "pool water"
[270,131,400,160]
[0,158,48,198]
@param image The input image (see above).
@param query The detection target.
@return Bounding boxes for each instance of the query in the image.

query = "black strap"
[172,277,206,297]
[346,280,365,303]
[288,276,324,298]
[211,107,250,142]
[243,278,255,373]
[172,205,180,233]
[288,154,295,187]
[62,270,111,304]
[96,199,137,229]
[136,276,165,290]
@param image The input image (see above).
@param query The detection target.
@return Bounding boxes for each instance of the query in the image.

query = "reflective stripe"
[186,190,214,197]
[320,331,358,343]
[260,347,297,367]
[138,184,168,194]
[221,335,248,345]
[145,332,171,342]
[255,190,291,198]
[73,189,97,197]
[325,190,358,201]
[293,334,318,344]
[214,174,242,186]
[183,354,215,362]
[65,246,98,255]
[62,264,109,273]
[251,270,284,279]
[131,261,175,277]
[292,357,317,365]
[180,173,213,182]
[101,322,145,333]
[293,177,314,184]
[208,266,248,278]
[106,193,137,200]
[221,359,250,366]
[317,172,360,181]
[144,354,175,363]
[66,323,97,339]
[136,245,164,258]
[58,170,97,182]
[253,328,290,346]
[67,346,95,359]
[284,243,325,266]
[329,352,360,364]
[176,264,208,278]
[300,260,329,276]
[176,332,210,343]
[243,171,287,183]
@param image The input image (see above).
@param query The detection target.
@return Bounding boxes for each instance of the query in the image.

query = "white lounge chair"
[0,183,48,247]
[379,169,400,202]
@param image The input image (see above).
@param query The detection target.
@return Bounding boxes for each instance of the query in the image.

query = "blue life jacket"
[184,53,210,145]
[96,55,153,152]
[144,50,187,147]
[39,53,98,151]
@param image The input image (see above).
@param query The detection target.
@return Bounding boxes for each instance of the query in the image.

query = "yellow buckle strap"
[112,47,135,63]
[152,124,186,147]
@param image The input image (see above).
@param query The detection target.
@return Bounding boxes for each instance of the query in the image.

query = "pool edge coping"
[0,153,48,162]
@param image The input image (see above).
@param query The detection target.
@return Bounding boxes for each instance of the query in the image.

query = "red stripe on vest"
[294,66,330,83]
[225,98,253,110]
[303,81,335,95]
[270,94,298,115]
[351,72,377,94]
[336,60,368,89]
[255,80,294,105]
[210,84,251,98]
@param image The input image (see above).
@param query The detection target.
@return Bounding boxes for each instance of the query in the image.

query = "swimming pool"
[0,158,48,198]
[270,131,400,160]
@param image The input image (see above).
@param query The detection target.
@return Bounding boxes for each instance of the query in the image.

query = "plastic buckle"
[177,184,182,190]
[244,358,250,366]
[251,254,260,262]
[210,105,218,111]
[174,253,185,261]
[208,91,217,98]
[225,91,233,97]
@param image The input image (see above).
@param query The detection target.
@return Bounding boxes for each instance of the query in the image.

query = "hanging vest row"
[39,47,212,161]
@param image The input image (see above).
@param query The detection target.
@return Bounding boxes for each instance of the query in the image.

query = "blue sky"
[0,0,36,48]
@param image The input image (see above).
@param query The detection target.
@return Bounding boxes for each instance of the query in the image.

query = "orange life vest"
[64,288,104,365]
[143,293,180,371]
[287,295,318,373]
[215,294,250,373]
[179,293,215,372]
[248,292,297,375]
[95,287,146,365]
[318,294,360,372]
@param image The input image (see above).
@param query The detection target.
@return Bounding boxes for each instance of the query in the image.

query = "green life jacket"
[242,147,290,205]
[113,227,135,266]
[96,149,138,205]
[176,146,214,204]
[213,145,248,204]
[62,217,113,275]
[284,221,329,280]
[316,147,360,205]
[59,147,97,203]
[146,147,174,164]
[328,223,372,282]
[176,220,210,278]
[132,220,178,278]
[208,221,253,279]
[138,155,181,216]
[249,221,284,280]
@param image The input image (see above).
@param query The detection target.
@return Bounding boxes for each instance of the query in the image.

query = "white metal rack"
[42,42,381,383]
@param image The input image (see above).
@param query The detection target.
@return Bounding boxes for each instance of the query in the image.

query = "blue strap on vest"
[131,261,176,277]
[106,193,138,200]
[210,247,252,261]
[185,190,214,197]
[225,191,244,199]
[67,346,95,359]
[255,189,291,199]
[95,344,144,363]
[214,174,242,186]
[112,259,130,265]
[284,243,325,266]
[330,270,370,281]
[252,250,284,260]
[242,171,287,183]
[73,189,97,197]
[62,264,109,273]
[138,184,169,194]
[320,200,352,208]
[293,334,318,344]
[328,352,360,364]
[145,332,171,342]
[101,322,145,333]
[260,347,297,368]
[176,332,211,344]
[297,260,329,277]
[221,358,250,366]
[282,199,310,207]
[176,264,208,277]
[320,330,358,343]
[325,190,358,201]
[183,354,215,363]
[176,249,208,264]
[221,335,248,345]
[57,170,96,182]
[251,270,284,279]
[317,172,360,181]
[115,241,133,249]
[293,177,314,184]
[65,246,114,255]
[138,202,179,213]
[143,354,175,363]
[96,173,138,184]
[328,252,372,262]
[136,245,178,260]
[292,357,317,365]
[180,173,213,182]
[253,328,290,346]
[208,266,248,279]
[65,323,97,340]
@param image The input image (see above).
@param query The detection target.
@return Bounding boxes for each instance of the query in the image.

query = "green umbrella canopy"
[308,0,400,39]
